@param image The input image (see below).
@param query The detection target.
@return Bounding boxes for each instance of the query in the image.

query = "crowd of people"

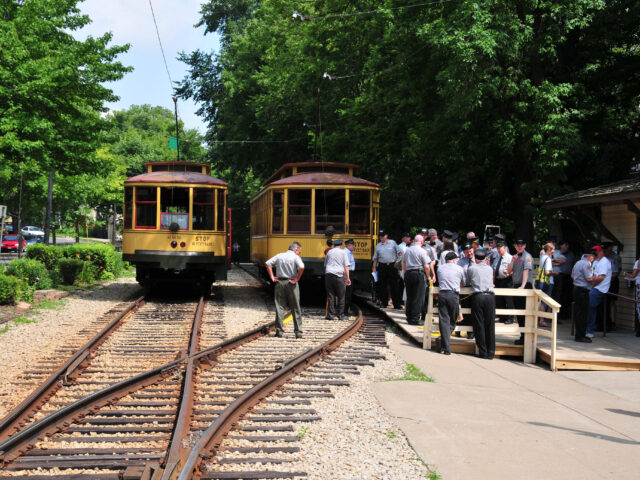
[370,228,634,357]
[262,229,640,350]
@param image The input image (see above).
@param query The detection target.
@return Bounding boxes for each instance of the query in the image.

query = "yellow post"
[423,286,435,350]
[523,290,536,363]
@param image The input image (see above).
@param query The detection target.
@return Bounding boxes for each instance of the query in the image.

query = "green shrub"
[59,258,84,285]
[26,244,63,271]
[77,262,99,284]
[5,259,52,290]
[0,275,20,305]
[62,244,124,276]
[99,270,115,282]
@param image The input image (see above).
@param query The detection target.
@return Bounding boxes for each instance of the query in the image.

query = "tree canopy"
[179,0,640,243]
[0,0,130,227]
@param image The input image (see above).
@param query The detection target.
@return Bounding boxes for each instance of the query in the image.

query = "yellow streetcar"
[250,162,380,286]
[122,161,229,290]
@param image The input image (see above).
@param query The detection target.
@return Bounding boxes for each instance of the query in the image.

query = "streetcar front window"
[349,190,371,234]
[160,187,189,230]
[135,187,157,229]
[193,188,215,230]
[287,189,311,233]
[315,189,345,234]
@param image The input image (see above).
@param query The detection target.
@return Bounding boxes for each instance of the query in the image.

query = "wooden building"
[547,178,640,331]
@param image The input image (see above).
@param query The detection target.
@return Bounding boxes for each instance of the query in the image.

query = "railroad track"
[0,298,388,479]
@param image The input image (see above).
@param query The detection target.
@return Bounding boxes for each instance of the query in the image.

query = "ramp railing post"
[423,287,434,350]
[523,290,536,363]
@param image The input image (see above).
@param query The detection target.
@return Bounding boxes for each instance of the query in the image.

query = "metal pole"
[44,166,53,245]
[17,169,23,259]
[173,96,180,162]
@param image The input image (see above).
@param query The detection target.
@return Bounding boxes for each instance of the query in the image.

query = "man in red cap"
[586,245,612,338]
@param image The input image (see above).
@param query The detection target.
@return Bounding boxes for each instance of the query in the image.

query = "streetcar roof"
[268,172,378,187]
[263,162,361,185]
[125,171,227,186]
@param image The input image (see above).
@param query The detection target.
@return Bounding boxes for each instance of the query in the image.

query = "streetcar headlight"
[171,241,177,248]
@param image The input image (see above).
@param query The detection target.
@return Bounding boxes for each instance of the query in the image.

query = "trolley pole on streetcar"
[173,96,180,162]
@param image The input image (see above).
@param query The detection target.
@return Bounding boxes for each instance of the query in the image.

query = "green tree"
[0,0,130,241]
[180,0,640,245]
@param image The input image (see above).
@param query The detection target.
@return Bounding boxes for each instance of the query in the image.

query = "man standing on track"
[372,229,401,309]
[469,249,496,359]
[324,239,351,320]
[266,241,305,338]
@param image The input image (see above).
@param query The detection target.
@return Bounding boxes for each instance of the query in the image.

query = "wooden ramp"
[356,294,524,358]
[537,323,640,371]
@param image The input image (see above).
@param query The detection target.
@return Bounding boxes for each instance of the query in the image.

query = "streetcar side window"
[349,190,371,234]
[124,187,133,229]
[135,187,157,229]
[272,190,284,234]
[315,189,345,234]
[193,188,215,230]
[160,187,189,230]
[217,189,225,231]
[287,189,311,234]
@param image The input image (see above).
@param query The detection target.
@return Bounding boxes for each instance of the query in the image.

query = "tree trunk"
[75,220,80,244]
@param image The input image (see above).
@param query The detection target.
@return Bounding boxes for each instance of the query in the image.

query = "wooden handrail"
[423,286,560,371]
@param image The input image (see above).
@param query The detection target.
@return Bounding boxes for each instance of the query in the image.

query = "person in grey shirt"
[572,251,594,342]
[456,242,476,339]
[372,229,401,309]
[402,234,431,325]
[324,239,351,320]
[492,240,515,324]
[468,249,496,359]
[553,240,575,319]
[506,239,533,345]
[436,251,464,355]
[266,242,305,338]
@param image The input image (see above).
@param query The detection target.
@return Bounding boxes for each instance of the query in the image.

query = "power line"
[148,0,174,93]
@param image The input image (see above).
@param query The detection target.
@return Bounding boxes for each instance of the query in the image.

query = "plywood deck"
[358,293,640,371]
[537,322,640,371]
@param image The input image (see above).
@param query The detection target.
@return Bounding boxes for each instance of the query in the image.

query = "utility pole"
[44,166,54,245]
[17,169,23,259]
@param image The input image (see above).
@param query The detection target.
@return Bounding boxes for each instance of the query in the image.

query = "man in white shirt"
[324,239,351,320]
[586,245,612,338]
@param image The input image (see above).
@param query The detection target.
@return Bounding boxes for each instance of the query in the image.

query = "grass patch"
[121,267,136,278]
[36,299,66,310]
[384,430,398,439]
[411,456,442,479]
[383,362,434,382]
[0,323,9,335]
[13,316,37,324]
[296,426,309,439]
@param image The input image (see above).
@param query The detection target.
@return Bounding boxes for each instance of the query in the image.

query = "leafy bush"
[99,270,115,282]
[5,259,52,290]
[0,275,20,305]
[77,262,100,284]
[62,244,124,276]
[26,244,63,271]
[59,258,84,285]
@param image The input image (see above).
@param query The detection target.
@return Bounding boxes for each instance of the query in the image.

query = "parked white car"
[21,225,45,237]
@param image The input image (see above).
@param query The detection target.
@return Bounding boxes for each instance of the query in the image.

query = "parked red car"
[1,235,26,253]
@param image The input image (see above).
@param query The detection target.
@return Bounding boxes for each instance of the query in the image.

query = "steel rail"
[0,295,145,443]
[0,358,182,465]
[176,306,365,480]
[0,309,275,470]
